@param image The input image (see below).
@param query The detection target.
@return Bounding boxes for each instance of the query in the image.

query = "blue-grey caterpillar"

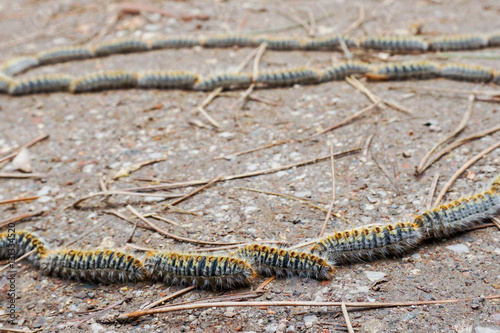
[255,67,320,87]
[93,38,150,57]
[9,74,73,95]
[439,63,493,83]
[360,36,428,52]
[320,61,370,82]
[37,47,94,65]
[150,37,201,50]
[1,57,39,76]
[0,230,49,267]
[137,70,199,90]
[193,72,252,91]
[202,35,258,48]
[429,34,488,51]
[70,71,138,93]
[366,61,440,81]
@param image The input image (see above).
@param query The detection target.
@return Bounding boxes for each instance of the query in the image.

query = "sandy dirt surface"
[0,0,500,332]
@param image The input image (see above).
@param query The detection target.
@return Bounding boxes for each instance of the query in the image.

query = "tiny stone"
[304,315,317,328]
[223,311,236,318]
[445,244,469,254]
[365,271,387,282]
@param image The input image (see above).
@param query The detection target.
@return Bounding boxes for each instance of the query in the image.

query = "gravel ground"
[0,0,500,332]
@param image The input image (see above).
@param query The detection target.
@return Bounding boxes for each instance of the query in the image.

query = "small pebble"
[365,271,387,282]
[445,244,469,254]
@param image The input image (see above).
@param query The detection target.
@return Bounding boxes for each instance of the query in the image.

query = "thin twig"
[0,173,45,179]
[71,297,130,328]
[126,205,242,246]
[169,176,222,206]
[491,217,500,231]
[124,243,155,252]
[143,214,180,226]
[73,191,183,208]
[288,239,319,250]
[319,145,336,237]
[143,286,196,310]
[0,134,49,165]
[338,35,352,60]
[341,302,355,333]
[0,211,44,229]
[189,240,286,253]
[103,209,155,231]
[117,294,500,321]
[370,146,400,193]
[418,95,474,174]
[420,123,500,174]
[0,196,39,205]
[426,172,440,210]
[0,328,42,333]
[434,141,500,206]
[123,147,362,192]
[0,249,36,273]
[342,4,366,34]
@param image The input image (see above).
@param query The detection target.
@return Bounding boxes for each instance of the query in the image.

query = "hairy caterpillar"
[439,63,493,83]
[310,222,423,264]
[1,57,39,76]
[366,61,440,81]
[193,72,252,91]
[235,244,334,280]
[0,230,48,267]
[255,67,320,87]
[429,34,488,51]
[0,73,12,93]
[150,37,201,50]
[9,74,73,95]
[40,249,147,283]
[305,35,358,50]
[359,36,428,52]
[70,71,138,93]
[93,38,150,57]
[202,35,258,48]
[144,251,255,290]
[37,47,94,65]
[414,188,500,238]
[320,61,370,82]
[256,37,304,51]
[137,70,199,90]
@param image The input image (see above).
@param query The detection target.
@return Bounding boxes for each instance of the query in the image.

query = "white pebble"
[446,244,469,254]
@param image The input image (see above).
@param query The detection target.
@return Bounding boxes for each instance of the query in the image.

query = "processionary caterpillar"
[137,70,199,90]
[0,230,48,267]
[9,74,73,95]
[1,57,39,76]
[70,71,138,93]
[193,72,253,91]
[255,67,320,87]
[93,38,150,57]
[366,61,439,81]
[37,47,94,65]
[359,36,428,52]
[439,63,493,83]
[429,34,488,51]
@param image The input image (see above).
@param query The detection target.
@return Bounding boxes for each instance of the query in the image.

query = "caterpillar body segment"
[0,73,12,93]
[488,32,500,47]
[37,47,94,65]
[256,37,304,51]
[235,244,334,280]
[439,63,493,83]
[70,71,138,93]
[359,36,428,53]
[255,67,320,87]
[429,34,488,51]
[93,38,150,57]
[193,72,252,91]
[202,35,258,48]
[1,57,39,76]
[137,70,199,90]
[492,172,500,190]
[366,61,440,81]
[144,251,255,290]
[150,37,201,50]
[305,35,358,50]
[0,230,48,267]
[9,74,73,95]
[310,222,423,264]
[320,61,370,82]
[40,249,147,283]
[414,188,500,238]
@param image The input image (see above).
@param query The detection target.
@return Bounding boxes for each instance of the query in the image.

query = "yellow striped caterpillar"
[93,38,150,57]
[37,47,94,65]
[144,251,255,290]
[255,67,320,87]
[9,74,73,95]
[235,244,334,280]
[1,57,39,76]
[40,249,147,283]
[310,222,423,264]
[150,37,201,50]
[70,71,138,93]
[0,230,48,267]
[256,37,304,51]
[429,34,488,51]
[202,35,258,48]
[320,61,370,82]
[366,61,439,81]
[193,72,252,91]
[305,35,358,50]
[137,70,199,90]
[439,63,493,83]
[359,36,428,52]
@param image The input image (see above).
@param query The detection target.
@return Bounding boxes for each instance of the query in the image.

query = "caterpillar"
[310,222,423,265]
[494,71,500,86]
[235,244,334,280]
[488,32,500,46]
[0,73,12,93]
[439,63,493,83]
[150,37,201,50]
[40,249,147,283]
[365,61,440,81]
[0,230,48,267]
[202,34,258,48]
[320,61,370,82]
[144,251,255,290]
[359,36,428,52]
[493,172,500,190]
[255,67,320,87]
[37,47,94,65]
[70,71,138,93]
[414,187,500,238]
[1,57,39,76]
[93,38,150,57]
[305,35,358,50]
[256,37,304,51]
[9,74,73,95]
[193,72,252,91]
[137,70,199,90]
[429,34,489,51]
